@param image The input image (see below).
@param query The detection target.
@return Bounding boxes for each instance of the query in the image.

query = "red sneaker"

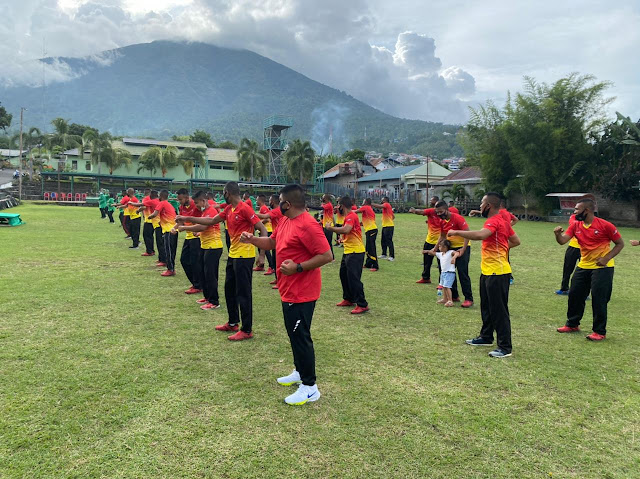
[416,278,431,284]
[156,262,166,267]
[461,300,474,308]
[272,285,279,289]
[185,287,198,294]
[228,330,253,341]
[215,322,239,332]
[557,325,580,333]
[253,265,265,272]
[336,300,354,307]
[160,270,175,277]
[369,268,378,272]
[141,252,155,257]
[201,303,221,310]
[263,268,275,275]
[196,298,208,304]
[350,306,370,314]
[269,279,277,285]
[586,332,606,341]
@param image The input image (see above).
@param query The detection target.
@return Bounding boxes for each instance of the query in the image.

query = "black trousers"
[100,207,106,218]
[324,228,334,259]
[225,229,231,251]
[155,227,166,263]
[283,301,317,386]
[129,217,141,247]
[422,241,441,281]
[181,238,202,289]
[225,257,254,332]
[381,226,394,258]
[364,229,379,269]
[106,210,114,223]
[142,222,155,254]
[202,248,222,306]
[479,274,512,353]
[451,246,473,302]
[340,252,367,307]
[163,232,178,272]
[566,267,614,335]
[122,214,130,235]
[561,246,582,291]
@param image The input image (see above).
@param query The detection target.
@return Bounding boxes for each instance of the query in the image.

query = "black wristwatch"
[296,263,303,273]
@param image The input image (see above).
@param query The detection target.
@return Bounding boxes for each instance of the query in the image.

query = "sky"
[1,0,638,124]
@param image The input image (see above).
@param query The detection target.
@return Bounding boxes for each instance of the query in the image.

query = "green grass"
[1,203,639,479]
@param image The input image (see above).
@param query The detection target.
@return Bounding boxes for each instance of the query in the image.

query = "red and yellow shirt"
[260,204,273,233]
[342,212,365,254]
[271,212,331,303]
[335,206,345,225]
[566,216,620,269]
[439,213,469,249]
[322,202,334,227]
[567,214,580,248]
[143,196,160,227]
[449,206,460,215]
[155,200,177,234]
[480,215,515,276]
[381,203,394,228]
[499,208,517,225]
[179,199,201,240]
[423,208,441,244]
[219,201,261,258]
[268,207,284,232]
[120,196,130,216]
[199,205,223,249]
[359,205,377,232]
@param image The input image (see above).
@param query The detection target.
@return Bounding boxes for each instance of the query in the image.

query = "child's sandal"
[444,301,454,307]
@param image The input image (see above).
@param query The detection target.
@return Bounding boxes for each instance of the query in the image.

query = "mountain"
[0,41,463,156]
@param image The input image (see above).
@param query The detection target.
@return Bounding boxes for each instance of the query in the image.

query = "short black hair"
[192,190,206,201]
[176,188,188,196]
[441,239,452,250]
[435,200,448,209]
[206,192,213,198]
[364,198,372,205]
[280,184,306,208]
[257,194,266,201]
[432,195,440,201]
[225,181,240,196]
[270,194,279,204]
[577,198,596,211]
[159,189,169,199]
[382,196,389,202]
[144,188,151,193]
[150,190,158,199]
[485,192,502,208]
[339,196,353,209]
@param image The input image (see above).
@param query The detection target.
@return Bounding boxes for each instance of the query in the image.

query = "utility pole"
[18,107,26,200]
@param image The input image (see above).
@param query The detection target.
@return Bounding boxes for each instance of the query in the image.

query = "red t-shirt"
[199,205,222,249]
[155,199,177,233]
[322,202,334,227]
[449,206,460,215]
[259,204,272,232]
[245,198,253,208]
[423,208,441,243]
[268,207,284,231]
[566,216,621,269]
[359,205,377,232]
[142,196,158,216]
[179,199,202,239]
[218,201,261,258]
[481,215,515,276]
[342,211,365,254]
[499,208,517,224]
[439,212,469,248]
[271,212,330,303]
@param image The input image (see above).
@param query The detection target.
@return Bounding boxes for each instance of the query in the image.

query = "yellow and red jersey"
[567,214,580,248]
[335,206,345,225]
[359,205,377,232]
[322,202,334,227]
[480,215,515,276]
[143,196,160,227]
[179,199,201,240]
[259,204,273,233]
[121,196,131,216]
[423,208,441,244]
[269,207,284,231]
[218,201,261,258]
[381,203,394,227]
[155,200,177,234]
[199,205,223,249]
[439,213,469,249]
[566,216,620,269]
[342,212,365,254]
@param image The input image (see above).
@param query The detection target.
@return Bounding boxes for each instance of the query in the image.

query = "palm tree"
[23,127,42,179]
[90,132,112,176]
[179,147,207,179]
[138,146,179,177]
[442,184,470,202]
[284,139,315,184]
[235,138,267,181]
[101,146,133,175]
[137,156,158,176]
[50,118,82,151]
[80,129,97,169]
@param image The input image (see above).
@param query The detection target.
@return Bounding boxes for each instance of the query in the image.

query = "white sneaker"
[284,384,321,405]
[388,257,394,261]
[379,254,387,259]
[277,369,301,386]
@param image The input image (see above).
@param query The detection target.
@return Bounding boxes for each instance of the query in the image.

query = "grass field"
[1,203,639,479]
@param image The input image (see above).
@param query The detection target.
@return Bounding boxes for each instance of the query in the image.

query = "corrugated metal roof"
[207,148,238,164]
[356,165,422,182]
[441,167,482,182]
[322,162,353,179]
[122,137,207,149]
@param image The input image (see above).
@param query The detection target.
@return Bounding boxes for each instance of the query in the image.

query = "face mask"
[280,201,290,216]
[575,210,587,221]
[437,212,447,220]
[481,206,490,218]
[223,194,229,204]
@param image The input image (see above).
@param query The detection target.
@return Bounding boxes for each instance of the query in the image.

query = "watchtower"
[263,115,293,184]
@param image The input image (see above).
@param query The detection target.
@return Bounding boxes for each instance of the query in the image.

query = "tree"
[0,102,12,132]
[23,127,42,178]
[322,153,340,172]
[190,130,216,148]
[68,123,98,138]
[137,156,158,176]
[101,146,133,175]
[90,132,112,176]
[138,146,179,177]
[342,148,366,162]
[179,147,207,178]
[441,184,469,202]
[217,140,238,149]
[284,139,315,184]
[236,138,267,181]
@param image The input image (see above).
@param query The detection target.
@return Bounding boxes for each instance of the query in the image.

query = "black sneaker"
[465,337,493,346]
[488,348,512,358]
[129,245,139,249]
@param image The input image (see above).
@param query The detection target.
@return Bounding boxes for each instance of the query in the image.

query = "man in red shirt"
[128,188,156,257]
[147,190,166,266]
[372,197,395,261]
[178,181,268,340]
[243,193,254,209]
[409,195,442,284]
[177,189,203,294]
[257,195,284,288]
[553,198,624,341]
[321,194,335,259]
[241,184,332,405]
[147,189,178,276]
[556,214,581,295]
[448,201,460,215]
[327,196,369,314]
[448,192,521,358]
[433,200,473,307]
[255,194,275,274]
[356,198,379,271]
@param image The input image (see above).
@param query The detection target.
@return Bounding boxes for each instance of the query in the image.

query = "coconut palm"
[101,146,133,175]
[138,146,179,177]
[89,132,113,175]
[180,147,207,178]
[284,139,315,184]
[236,138,267,181]
[50,118,81,151]
[137,156,158,176]
[22,127,42,178]
[441,184,470,202]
